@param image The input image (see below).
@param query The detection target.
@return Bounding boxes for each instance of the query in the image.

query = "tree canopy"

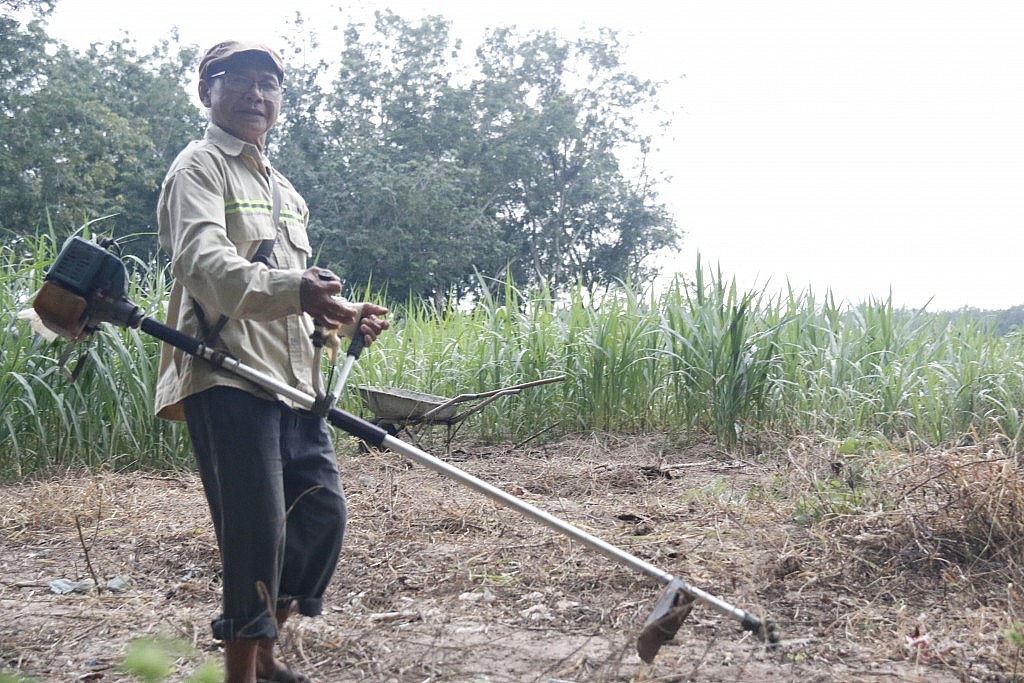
[0,14,203,250]
[1,7,681,306]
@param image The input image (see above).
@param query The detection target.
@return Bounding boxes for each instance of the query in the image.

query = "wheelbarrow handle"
[419,375,565,422]
[420,388,521,421]
[438,388,521,423]
[492,374,566,393]
[443,375,567,405]
[456,374,566,402]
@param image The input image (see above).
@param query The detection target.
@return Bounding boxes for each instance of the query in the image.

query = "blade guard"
[636,578,781,663]
[33,280,90,341]
[636,579,696,663]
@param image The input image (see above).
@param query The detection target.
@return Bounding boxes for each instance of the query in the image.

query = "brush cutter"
[31,236,780,663]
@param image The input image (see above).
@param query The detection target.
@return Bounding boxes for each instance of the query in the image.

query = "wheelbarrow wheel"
[357,420,401,453]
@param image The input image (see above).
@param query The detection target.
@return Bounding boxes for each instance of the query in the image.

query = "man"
[155,40,389,683]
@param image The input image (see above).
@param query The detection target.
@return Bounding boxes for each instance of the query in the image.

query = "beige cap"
[198,40,285,82]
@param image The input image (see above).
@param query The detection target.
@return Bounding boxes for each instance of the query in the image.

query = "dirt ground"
[1,432,1021,682]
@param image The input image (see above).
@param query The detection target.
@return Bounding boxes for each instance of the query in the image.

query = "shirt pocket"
[280,204,312,257]
[224,198,277,256]
[223,201,274,241]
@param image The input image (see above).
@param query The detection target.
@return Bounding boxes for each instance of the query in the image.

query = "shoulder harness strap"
[195,173,282,346]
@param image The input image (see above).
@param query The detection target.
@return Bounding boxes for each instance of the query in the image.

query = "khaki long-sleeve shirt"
[155,124,321,420]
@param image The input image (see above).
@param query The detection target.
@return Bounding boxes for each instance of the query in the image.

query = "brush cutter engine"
[33,237,143,341]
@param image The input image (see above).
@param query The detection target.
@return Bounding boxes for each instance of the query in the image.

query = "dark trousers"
[184,386,346,641]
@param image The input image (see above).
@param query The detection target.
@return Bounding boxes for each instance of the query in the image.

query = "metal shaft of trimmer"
[138,315,768,635]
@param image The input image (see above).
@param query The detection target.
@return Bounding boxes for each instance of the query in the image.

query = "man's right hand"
[299,267,359,329]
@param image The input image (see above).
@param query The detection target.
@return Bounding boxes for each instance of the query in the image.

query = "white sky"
[37,0,1024,311]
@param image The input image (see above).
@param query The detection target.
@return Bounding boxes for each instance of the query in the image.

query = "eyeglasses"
[207,71,283,100]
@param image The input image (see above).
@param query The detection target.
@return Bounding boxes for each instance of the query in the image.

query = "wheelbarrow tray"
[358,376,566,425]
[358,385,459,422]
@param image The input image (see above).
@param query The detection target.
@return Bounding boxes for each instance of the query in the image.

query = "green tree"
[469,27,678,296]
[292,12,499,306]
[0,16,51,236]
[0,20,202,252]
[277,12,678,307]
[1,9,678,299]
[268,15,332,193]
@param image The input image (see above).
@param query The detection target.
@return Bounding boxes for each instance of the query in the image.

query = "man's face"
[199,60,282,148]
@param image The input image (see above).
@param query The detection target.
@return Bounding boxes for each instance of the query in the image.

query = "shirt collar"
[205,123,266,163]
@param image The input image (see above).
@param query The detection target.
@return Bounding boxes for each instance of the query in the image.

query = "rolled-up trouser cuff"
[211,614,277,641]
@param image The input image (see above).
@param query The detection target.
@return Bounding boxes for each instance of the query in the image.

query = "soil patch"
[1,434,1020,681]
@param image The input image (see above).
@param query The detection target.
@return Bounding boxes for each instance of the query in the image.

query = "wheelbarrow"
[358,376,565,448]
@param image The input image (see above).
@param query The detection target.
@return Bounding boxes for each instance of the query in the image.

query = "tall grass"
[657,261,784,446]
[1,232,188,478]
[5,236,1024,480]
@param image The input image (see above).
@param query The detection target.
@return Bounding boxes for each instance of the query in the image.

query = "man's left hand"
[355,303,390,346]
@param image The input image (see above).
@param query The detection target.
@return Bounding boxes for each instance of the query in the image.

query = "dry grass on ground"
[1,433,1022,682]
